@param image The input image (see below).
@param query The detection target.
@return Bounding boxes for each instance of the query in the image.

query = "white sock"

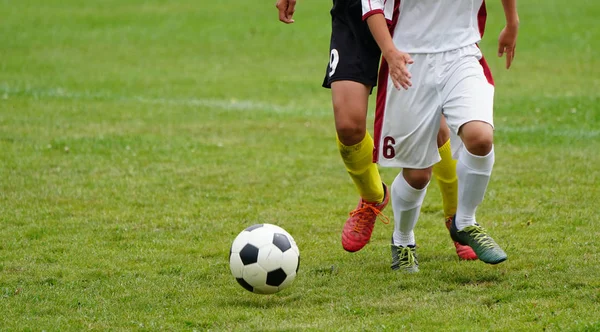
[391,171,428,247]
[455,146,495,230]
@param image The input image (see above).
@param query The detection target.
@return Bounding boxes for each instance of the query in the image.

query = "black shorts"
[322,0,381,89]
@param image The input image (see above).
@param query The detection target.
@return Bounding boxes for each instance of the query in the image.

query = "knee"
[464,135,493,155]
[336,124,365,145]
[331,81,370,146]
[403,168,432,190]
[460,121,494,156]
[333,103,366,145]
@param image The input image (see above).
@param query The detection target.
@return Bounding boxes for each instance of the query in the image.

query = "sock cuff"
[438,139,452,154]
[393,231,415,247]
[337,133,375,173]
[460,146,495,171]
[392,171,428,203]
[336,133,372,151]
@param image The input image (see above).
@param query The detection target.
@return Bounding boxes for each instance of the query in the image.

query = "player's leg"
[433,119,457,219]
[332,81,384,204]
[332,81,389,253]
[392,168,431,249]
[433,119,478,260]
[456,120,494,228]
[449,120,506,264]
[442,46,506,264]
[375,53,439,271]
[390,167,430,272]
[323,0,388,253]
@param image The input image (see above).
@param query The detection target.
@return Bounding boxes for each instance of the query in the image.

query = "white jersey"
[362,0,486,53]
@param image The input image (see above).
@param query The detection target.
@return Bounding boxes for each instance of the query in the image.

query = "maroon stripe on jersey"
[373,0,401,163]
[478,1,487,37]
[477,1,494,86]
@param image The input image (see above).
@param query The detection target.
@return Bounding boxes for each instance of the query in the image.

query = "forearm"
[500,0,519,26]
[365,14,396,57]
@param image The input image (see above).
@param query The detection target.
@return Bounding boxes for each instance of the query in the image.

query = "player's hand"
[498,24,518,69]
[384,48,414,90]
[276,0,296,24]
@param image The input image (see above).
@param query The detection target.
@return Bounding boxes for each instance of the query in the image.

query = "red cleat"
[342,184,390,252]
[445,218,478,260]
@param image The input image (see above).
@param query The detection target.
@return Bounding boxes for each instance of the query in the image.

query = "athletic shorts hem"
[454,118,495,134]
[376,159,441,169]
[322,76,378,89]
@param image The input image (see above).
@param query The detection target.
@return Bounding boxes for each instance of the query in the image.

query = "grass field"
[1,0,599,330]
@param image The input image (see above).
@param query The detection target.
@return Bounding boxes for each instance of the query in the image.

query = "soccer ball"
[229,224,300,294]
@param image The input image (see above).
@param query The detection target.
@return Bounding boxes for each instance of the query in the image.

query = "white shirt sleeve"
[361,0,385,20]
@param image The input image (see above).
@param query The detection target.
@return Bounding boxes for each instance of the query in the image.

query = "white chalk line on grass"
[0,85,329,116]
[1,85,597,138]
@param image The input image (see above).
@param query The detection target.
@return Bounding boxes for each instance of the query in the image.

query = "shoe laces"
[463,225,495,249]
[349,202,390,232]
[397,246,417,268]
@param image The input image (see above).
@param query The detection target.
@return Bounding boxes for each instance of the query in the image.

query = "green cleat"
[391,242,419,272]
[449,216,507,265]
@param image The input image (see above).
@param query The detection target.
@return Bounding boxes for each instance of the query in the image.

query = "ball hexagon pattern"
[229,224,300,294]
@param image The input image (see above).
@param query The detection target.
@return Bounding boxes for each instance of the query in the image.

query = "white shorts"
[374,44,495,168]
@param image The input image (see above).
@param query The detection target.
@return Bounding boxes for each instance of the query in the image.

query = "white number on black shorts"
[329,49,339,77]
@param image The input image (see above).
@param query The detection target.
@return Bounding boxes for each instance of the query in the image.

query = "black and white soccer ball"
[229,224,300,294]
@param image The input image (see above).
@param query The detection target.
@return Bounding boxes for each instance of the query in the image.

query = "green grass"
[1,0,599,330]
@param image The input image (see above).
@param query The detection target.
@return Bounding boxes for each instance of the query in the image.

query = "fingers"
[498,41,516,69]
[510,46,516,68]
[391,76,410,90]
[400,75,412,89]
[390,69,412,90]
[286,0,296,22]
[402,55,414,86]
[504,46,516,69]
[386,52,413,90]
[391,77,402,90]
[276,0,294,23]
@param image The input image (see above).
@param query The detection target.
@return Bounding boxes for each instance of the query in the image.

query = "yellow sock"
[337,133,384,203]
[432,139,458,218]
